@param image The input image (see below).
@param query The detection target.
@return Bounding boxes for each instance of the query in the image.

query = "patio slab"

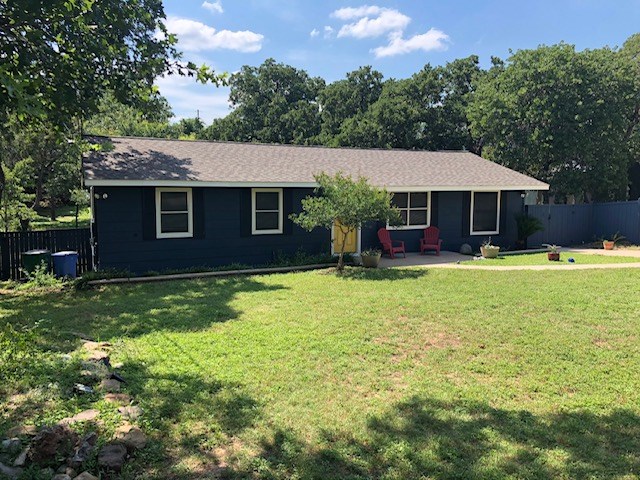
[379,251,469,268]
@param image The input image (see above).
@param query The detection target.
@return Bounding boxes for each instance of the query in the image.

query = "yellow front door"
[333,221,357,254]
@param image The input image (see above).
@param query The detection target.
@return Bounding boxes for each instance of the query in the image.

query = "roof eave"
[83,178,550,191]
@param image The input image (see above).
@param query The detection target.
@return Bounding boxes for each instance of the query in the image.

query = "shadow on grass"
[337,267,429,281]
[0,275,287,348]
[230,396,640,479]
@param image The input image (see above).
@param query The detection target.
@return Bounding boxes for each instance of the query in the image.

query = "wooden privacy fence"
[0,228,92,280]
[527,200,640,247]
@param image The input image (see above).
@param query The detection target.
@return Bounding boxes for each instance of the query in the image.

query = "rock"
[86,350,109,363]
[5,425,37,438]
[60,409,100,425]
[118,405,142,421]
[104,393,131,405]
[52,475,72,480]
[97,443,127,471]
[39,467,55,477]
[73,384,94,394]
[460,243,473,255]
[1,438,21,452]
[57,464,77,476]
[0,461,22,479]
[69,432,97,469]
[13,446,28,467]
[73,472,99,480]
[28,425,78,466]
[115,424,147,451]
[100,379,120,392]
[82,341,111,351]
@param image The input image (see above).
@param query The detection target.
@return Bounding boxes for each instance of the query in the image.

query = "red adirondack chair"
[377,228,406,259]
[420,226,443,255]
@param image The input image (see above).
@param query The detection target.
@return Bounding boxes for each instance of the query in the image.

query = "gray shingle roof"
[83,136,549,190]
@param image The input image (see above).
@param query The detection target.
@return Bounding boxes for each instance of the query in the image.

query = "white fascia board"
[84,179,550,191]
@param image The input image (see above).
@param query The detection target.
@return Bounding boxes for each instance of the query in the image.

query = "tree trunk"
[336,226,351,272]
[50,201,56,221]
[75,205,79,228]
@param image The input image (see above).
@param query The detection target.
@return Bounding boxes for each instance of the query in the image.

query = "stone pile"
[0,338,148,479]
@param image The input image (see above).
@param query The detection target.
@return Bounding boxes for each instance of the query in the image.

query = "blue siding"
[95,188,525,272]
[95,187,330,274]
[361,191,523,253]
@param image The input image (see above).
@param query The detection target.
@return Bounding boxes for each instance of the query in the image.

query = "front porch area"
[378,251,469,268]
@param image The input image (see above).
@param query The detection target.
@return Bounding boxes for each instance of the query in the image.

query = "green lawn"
[466,252,640,266]
[31,205,91,230]
[1,267,640,479]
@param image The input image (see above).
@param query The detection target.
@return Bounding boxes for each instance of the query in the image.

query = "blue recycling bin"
[51,251,79,278]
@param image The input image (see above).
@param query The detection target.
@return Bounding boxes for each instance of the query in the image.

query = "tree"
[318,66,384,142]
[83,91,174,137]
[0,0,223,204]
[290,172,401,271]
[0,166,34,232]
[1,119,80,219]
[469,43,637,201]
[200,59,324,144]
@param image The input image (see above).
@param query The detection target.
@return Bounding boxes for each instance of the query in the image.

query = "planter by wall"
[361,254,381,268]
[603,241,615,250]
[480,246,500,259]
[547,252,560,261]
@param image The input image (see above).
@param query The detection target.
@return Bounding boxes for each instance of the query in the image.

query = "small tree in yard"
[290,172,401,271]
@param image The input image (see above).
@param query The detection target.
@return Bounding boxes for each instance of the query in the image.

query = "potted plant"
[361,248,382,268]
[480,237,500,259]
[514,213,544,250]
[546,244,560,261]
[602,232,625,250]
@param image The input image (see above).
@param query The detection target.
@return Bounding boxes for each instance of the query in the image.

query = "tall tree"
[469,43,637,201]
[200,58,324,144]
[0,0,222,203]
[318,66,384,142]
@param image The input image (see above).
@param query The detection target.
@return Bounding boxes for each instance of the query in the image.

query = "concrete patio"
[378,251,469,268]
[377,248,640,270]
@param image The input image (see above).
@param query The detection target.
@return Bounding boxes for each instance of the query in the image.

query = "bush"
[20,262,64,290]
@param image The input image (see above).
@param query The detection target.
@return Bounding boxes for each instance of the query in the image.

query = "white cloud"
[372,28,449,57]
[310,28,319,38]
[331,6,410,39]
[323,25,334,38]
[331,5,384,20]
[163,17,263,53]
[202,0,223,14]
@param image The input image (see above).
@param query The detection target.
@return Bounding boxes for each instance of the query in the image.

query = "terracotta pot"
[361,254,381,268]
[480,246,500,259]
[603,241,615,250]
[547,252,560,261]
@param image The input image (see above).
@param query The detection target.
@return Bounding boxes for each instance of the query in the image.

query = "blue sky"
[158,0,640,122]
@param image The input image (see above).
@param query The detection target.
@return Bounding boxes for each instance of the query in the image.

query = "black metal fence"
[527,200,640,247]
[0,228,92,280]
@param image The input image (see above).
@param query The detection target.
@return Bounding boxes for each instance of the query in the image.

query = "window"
[155,188,193,239]
[390,192,430,229]
[471,191,500,235]
[252,188,283,234]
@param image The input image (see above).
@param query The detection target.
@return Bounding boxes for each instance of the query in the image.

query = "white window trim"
[388,191,431,230]
[155,187,193,239]
[470,190,501,235]
[252,188,283,235]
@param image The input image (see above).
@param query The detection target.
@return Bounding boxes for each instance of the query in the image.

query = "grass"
[465,252,640,266]
[1,267,639,479]
[31,205,91,230]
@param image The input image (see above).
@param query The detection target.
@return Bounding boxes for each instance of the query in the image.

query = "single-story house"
[83,136,549,273]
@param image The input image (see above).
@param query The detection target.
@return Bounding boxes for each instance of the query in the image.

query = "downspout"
[89,185,97,271]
